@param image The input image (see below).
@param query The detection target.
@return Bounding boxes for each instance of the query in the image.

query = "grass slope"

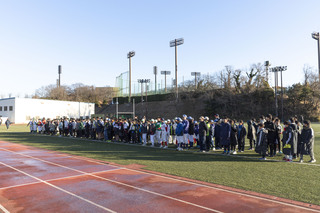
[0,125,319,205]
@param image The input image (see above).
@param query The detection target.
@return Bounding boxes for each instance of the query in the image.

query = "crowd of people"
[27,113,316,163]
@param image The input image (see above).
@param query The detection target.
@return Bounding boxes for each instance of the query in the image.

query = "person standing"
[214,120,221,150]
[237,120,247,152]
[155,117,162,146]
[247,120,256,150]
[220,118,231,154]
[255,123,268,160]
[198,116,208,152]
[230,120,238,154]
[299,120,316,163]
[5,119,11,129]
[264,114,277,157]
[289,118,298,159]
[282,121,294,162]
[275,118,282,154]
[169,119,176,145]
[175,118,184,151]
[27,119,33,133]
[140,119,148,146]
[149,119,156,147]
[182,115,190,149]
[188,117,195,148]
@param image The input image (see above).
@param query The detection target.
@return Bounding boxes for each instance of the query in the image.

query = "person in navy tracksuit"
[220,118,231,154]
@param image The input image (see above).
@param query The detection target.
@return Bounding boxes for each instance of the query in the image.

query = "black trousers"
[238,138,245,151]
[199,135,206,151]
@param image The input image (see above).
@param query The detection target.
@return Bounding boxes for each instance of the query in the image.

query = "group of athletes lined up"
[27,113,316,163]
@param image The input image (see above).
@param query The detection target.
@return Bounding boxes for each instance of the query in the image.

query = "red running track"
[0,141,319,213]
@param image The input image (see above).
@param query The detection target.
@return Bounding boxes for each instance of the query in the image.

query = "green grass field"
[0,124,319,205]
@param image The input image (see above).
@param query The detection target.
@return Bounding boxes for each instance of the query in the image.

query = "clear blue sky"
[1,0,319,97]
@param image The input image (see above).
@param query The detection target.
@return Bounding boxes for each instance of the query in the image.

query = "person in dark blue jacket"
[220,118,231,154]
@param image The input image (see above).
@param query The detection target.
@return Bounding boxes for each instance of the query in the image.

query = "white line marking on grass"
[0,161,117,213]
[0,148,223,212]
[0,204,10,213]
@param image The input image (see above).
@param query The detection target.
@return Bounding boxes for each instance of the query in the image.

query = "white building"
[0,98,95,124]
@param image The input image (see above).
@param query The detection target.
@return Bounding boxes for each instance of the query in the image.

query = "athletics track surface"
[0,141,319,213]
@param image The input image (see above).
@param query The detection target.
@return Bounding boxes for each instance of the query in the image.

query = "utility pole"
[311,32,320,81]
[170,38,184,100]
[161,71,171,92]
[191,72,201,89]
[127,51,135,103]
[153,66,157,94]
[58,65,62,88]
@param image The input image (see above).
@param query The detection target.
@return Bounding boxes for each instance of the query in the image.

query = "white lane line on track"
[2,146,320,212]
[0,204,10,213]
[0,168,123,190]
[0,148,223,213]
[0,161,117,213]
[46,150,320,213]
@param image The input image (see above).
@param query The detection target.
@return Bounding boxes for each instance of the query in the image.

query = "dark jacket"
[198,121,208,137]
[264,120,276,143]
[149,123,156,135]
[299,127,314,155]
[282,126,295,154]
[220,122,231,146]
[230,124,238,146]
[188,121,195,135]
[140,123,148,134]
[237,125,247,142]
[255,128,268,155]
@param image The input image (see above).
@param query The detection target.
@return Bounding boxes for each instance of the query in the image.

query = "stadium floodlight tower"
[127,51,135,103]
[161,71,171,92]
[170,38,184,100]
[270,66,287,122]
[191,72,201,89]
[312,32,320,81]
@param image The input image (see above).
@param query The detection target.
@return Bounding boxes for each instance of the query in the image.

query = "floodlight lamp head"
[312,32,319,40]
[58,65,62,74]
[264,61,270,66]
[170,38,184,47]
[127,51,135,58]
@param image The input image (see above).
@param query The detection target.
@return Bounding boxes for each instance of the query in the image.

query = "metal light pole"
[58,65,62,88]
[191,72,201,89]
[264,61,270,83]
[127,51,135,103]
[312,32,320,81]
[270,66,287,121]
[153,66,157,94]
[170,38,184,100]
[161,71,171,92]
[138,79,144,103]
[137,79,150,118]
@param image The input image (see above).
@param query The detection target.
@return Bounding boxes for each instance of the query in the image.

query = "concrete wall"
[0,98,95,124]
